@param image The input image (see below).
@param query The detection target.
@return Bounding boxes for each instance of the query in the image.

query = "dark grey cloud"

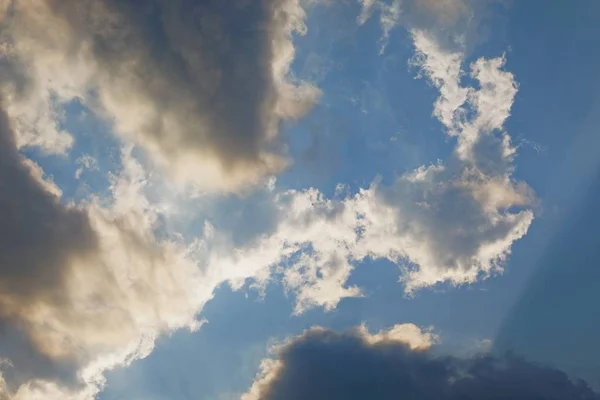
[0,320,81,393]
[0,85,212,398]
[0,103,97,392]
[0,3,321,396]
[0,108,97,310]
[0,97,213,398]
[246,327,600,400]
[51,0,278,162]
[3,0,319,189]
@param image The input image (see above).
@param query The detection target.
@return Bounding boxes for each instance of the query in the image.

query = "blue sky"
[0,1,599,399]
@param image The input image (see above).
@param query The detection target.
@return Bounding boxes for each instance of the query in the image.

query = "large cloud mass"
[204,28,534,312]
[0,101,210,399]
[0,0,538,398]
[0,0,319,190]
[0,0,323,397]
[244,326,600,400]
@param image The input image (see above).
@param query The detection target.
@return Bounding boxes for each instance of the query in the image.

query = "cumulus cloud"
[0,1,535,397]
[0,1,323,396]
[0,0,320,190]
[0,102,214,398]
[200,34,533,312]
[243,325,600,400]
[0,104,95,395]
[243,323,437,400]
[0,1,324,389]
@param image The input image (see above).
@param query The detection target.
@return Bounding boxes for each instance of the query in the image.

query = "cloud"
[0,0,320,191]
[243,325,600,400]
[0,102,214,398]
[357,0,401,54]
[0,2,324,396]
[358,0,500,53]
[0,1,535,397]
[74,155,98,180]
[0,103,97,352]
[411,32,520,168]
[200,35,533,312]
[0,2,324,390]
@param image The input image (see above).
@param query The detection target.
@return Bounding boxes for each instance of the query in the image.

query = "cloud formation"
[0,1,536,398]
[0,103,211,398]
[0,102,97,396]
[0,1,323,396]
[0,0,319,190]
[243,325,600,400]
[202,29,533,312]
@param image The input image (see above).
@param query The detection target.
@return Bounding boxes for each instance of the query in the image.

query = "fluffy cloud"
[0,103,96,396]
[243,325,599,400]
[0,0,319,190]
[0,1,535,398]
[0,103,213,398]
[201,32,533,312]
[0,2,323,391]
[243,323,437,400]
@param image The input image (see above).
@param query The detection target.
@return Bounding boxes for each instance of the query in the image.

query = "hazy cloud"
[359,0,500,53]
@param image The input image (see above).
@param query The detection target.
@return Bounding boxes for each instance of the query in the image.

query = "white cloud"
[357,323,438,350]
[0,3,327,391]
[75,155,97,179]
[410,30,469,129]
[198,36,533,311]
[357,0,401,54]
[357,0,378,25]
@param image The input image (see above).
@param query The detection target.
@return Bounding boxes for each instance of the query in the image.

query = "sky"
[0,0,599,399]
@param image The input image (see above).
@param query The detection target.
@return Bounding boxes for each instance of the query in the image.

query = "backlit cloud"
[0,112,209,398]
[0,1,536,398]
[243,325,599,400]
[0,0,320,191]
[200,32,533,312]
